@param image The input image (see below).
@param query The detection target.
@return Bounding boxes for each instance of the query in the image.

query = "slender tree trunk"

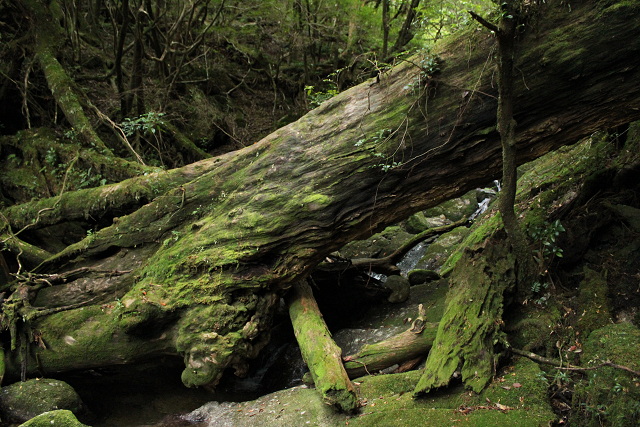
[30,0,109,152]
[392,0,420,53]
[470,1,536,291]
[115,0,130,118]
[382,0,390,59]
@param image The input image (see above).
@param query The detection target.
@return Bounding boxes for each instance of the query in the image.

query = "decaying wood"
[344,321,438,378]
[287,279,359,412]
[414,234,516,395]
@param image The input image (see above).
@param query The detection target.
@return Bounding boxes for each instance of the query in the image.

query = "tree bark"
[382,0,390,58]
[287,279,358,412]
[413,233,516,396]
[4,0,640,392]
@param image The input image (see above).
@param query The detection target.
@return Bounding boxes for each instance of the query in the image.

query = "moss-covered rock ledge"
[183,357,554,426]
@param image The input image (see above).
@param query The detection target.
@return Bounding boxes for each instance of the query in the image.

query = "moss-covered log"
[344,321,438,378]
[287,279,358,412]
[3,0,640,393]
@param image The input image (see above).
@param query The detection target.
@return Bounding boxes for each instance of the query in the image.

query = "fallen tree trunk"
[287,280,358,412]
[344,320,439,378]
[3,0,640,393]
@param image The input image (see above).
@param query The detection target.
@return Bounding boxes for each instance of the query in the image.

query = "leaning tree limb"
[287,279,359,412]
[351,217,468,275]
[28,0,110,153]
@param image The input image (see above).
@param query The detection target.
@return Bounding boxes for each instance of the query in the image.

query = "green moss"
[19,410,88,427]
[339,226,413,259]
[439,213,501,276]
[423,191,478,222]
[505,302,564,358]
[403,212,430,234]
[348,357,554,427]
[577,267,613,339]
[414,238,516,395]
[573,323,640,427]
[301,193,330,206]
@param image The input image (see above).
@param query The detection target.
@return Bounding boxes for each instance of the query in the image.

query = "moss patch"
[18,410,88,427]
[573,323,640,427]
[0,379,84,423]
[577,267,613,339]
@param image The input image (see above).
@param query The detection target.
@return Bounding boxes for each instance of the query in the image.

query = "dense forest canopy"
[1,0,492,167]
[1,0,640,424]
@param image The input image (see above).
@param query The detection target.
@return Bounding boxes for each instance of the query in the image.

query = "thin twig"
[512,347,640,377]
[557,361,640,377]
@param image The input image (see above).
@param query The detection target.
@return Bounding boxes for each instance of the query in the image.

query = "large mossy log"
[3,0,640,390]
[287,280,358,412]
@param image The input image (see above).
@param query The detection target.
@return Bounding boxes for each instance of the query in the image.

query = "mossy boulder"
[385,275,411,304]
[0,379,85,423]
[414,226,471,272]
[407,269,441,286]
[423,190,479,222]
[573,323,640,427]
[339,226,413,259]
[183,357,554,426]
[18,410,88,427]
[402,212,430,234]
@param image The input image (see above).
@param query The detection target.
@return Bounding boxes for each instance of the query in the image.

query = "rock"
[407,269,441,285]
[385,275,410,303]
[423,215,450,229]
[475,187,497,203]
[402,212,430,234]
[338,226,412,259]
[0,379,85,424]
[414,226,471,271]
[184,357,555,427]
[423,190,479,222]
[18,410,88,427]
